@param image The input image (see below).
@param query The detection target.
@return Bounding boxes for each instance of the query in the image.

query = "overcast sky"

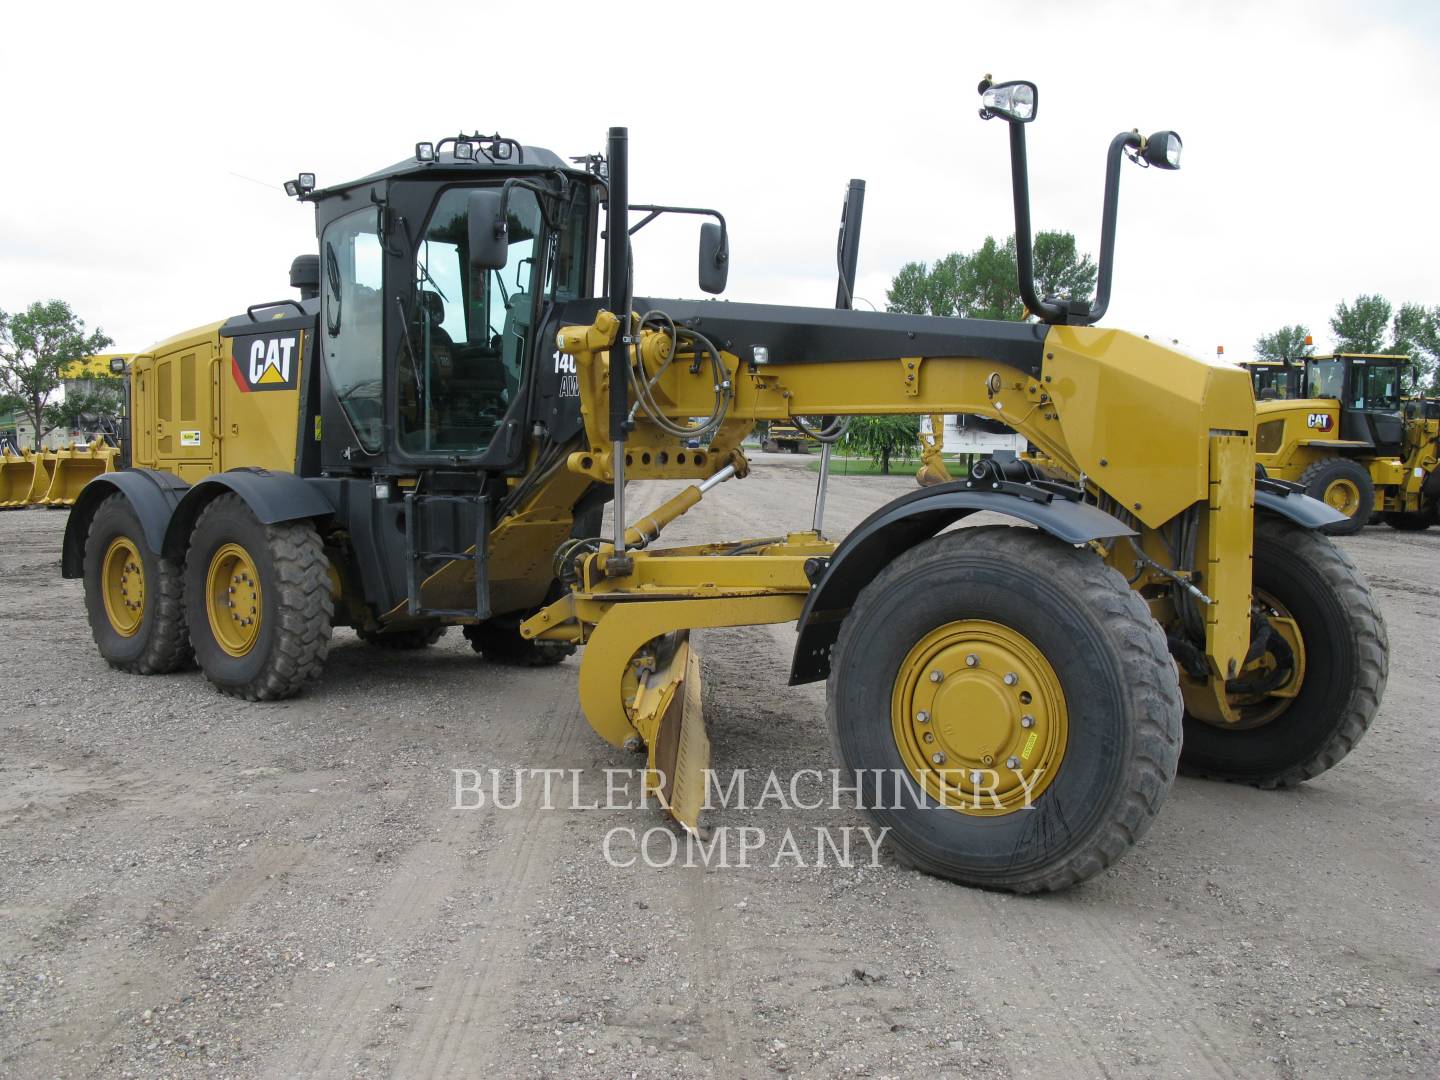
[3,0,1435,363]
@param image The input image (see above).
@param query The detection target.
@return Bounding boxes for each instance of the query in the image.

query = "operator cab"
[1306,353,1407,451]
[1246,360,1304,401]
[296,136,600,479]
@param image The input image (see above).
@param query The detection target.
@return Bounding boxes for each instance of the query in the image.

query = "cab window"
[1308,361,1345,401]
[399,187,542,454]
[321,209,385,451]
[1356,364,1399,411]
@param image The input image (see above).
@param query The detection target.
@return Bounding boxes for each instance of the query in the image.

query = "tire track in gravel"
[382,671,596,1077]
[916,885,1266,1079]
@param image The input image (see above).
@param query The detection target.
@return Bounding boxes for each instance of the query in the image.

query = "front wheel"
[183,494,333,700]
[1299,458,1374,535]
[827,526,1182,893]
[1178,516,1387,785]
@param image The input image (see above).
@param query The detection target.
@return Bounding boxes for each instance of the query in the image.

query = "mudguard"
[789,482,1135,685]
[61,468,191,578]
[1254,486,1347,529]
[161,468,335,560]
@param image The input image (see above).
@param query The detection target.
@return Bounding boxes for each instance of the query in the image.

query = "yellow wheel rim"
[1323,477,1361,516]
[101,536,145,637]
[205,542,263,658]
[1221,590,1307,729]
[891,620,1068,816]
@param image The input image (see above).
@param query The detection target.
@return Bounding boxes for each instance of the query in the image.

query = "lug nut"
[929,670,944,683]
[1007,756,1022,769]
[965,654,979,667]
[1020,715,1035,728]
[931,752,946,765]
[1003,672,1018,686]
[915,710,930,724]
[969,770,985,785]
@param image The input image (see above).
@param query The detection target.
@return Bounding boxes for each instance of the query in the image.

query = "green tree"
[886,231,1095,320]
[1253,324,1314,363]
[1329,294,1392,354]
[839,415,920,475]
[0,300,113,449]
[1390,303,1440,390]
[48,378,124,436]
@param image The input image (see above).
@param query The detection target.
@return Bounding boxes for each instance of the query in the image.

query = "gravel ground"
[1,453,1436,1079]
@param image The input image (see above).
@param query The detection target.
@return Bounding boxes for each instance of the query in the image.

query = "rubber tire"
[1381,511,1433,532]
[827,526,1182,893]
[572,503,604,541]
[357,624,446,649]
[1179,516,1387,786]
[463,617,574,667]
[82,493,193,674]
[761,439,780,453]
[1298,458,1374,536]
[183,494,333,701]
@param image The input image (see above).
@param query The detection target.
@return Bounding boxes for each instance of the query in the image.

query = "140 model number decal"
[554,351,578,398]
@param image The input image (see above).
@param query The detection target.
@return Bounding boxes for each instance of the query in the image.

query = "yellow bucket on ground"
[43,438,118,507]
[0,439,118,509]
[0,449,39,508]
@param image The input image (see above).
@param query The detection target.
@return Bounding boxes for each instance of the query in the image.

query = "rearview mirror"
[468,190,508,271]
[698,221,728,295]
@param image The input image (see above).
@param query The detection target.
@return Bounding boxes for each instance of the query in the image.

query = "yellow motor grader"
[64,78,1387,892]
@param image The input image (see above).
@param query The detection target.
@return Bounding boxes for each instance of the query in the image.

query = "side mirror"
[698,221,728,295]
[468,190,508,271]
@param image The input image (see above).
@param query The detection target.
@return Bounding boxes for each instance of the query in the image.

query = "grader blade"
[634,634,711,834]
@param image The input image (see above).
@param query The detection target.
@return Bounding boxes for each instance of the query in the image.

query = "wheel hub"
[1323,477,1360,516]
[206,543,263,657]
[891,620,1068,816]
[101,536,145,637]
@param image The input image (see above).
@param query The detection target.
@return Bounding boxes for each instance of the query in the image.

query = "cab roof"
[310,145,584,200]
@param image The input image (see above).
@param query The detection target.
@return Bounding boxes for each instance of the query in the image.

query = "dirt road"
[1,455,1435,1078]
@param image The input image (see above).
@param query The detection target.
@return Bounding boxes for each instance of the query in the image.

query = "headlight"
[454,141,475,160]
[1143,131,1182,170]
[980,80,1038,123]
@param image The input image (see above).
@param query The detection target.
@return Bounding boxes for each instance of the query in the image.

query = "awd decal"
[232,332,302,393]
[554,350,579,398]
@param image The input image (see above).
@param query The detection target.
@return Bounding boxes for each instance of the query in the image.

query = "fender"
[1254,483,1347,530]
[789,482,1135,685]
[161,468,335,560]
[61,468,190,578]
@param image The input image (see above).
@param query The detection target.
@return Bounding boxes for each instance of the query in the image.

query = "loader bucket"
[42,438,117,507]
[0,450,39,508]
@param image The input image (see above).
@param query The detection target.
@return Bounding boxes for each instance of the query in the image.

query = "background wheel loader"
[1254,352,1440,533]
[62,78,1388,893]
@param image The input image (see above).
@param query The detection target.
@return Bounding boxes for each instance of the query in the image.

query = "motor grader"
[1254,352,1440,533]
[64,78,1388,893]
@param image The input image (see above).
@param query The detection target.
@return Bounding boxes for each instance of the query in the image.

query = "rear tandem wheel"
[182,494,333,700]
[81,492,193,674]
